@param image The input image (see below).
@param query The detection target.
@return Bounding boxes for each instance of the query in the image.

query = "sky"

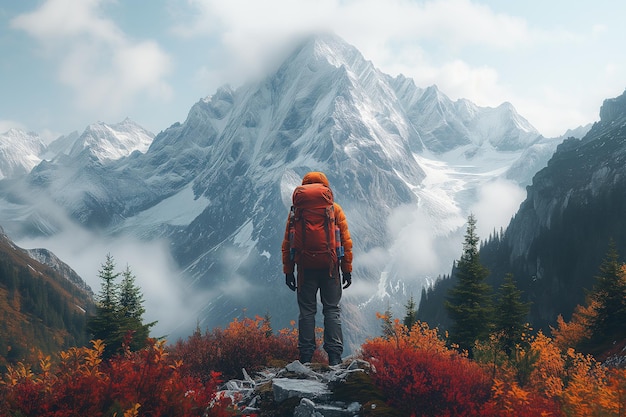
[1,0,626,143]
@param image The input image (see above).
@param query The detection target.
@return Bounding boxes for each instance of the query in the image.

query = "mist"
[382,178,527,290]
[469,178,527,239]
[16,223,208,342]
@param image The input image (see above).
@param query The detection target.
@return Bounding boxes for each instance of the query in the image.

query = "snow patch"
[233,220,256,249]
[116,183,209,230]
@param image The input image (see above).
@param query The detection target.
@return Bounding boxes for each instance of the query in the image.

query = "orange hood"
[301,171,330,187]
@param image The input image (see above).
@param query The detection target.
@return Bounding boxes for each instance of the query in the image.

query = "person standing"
[282,171,353,366]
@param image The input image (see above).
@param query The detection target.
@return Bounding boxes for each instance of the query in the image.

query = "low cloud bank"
[17,224,208,342]
[380,178,526,290]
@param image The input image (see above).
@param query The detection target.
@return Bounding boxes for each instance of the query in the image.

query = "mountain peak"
[0,128,46,179]
[599,89,626,124]
[69,119,155,162]
[495,101,538,134]
[286,33,366,73]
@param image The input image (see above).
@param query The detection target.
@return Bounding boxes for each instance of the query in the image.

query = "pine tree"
[119,265,145,320]
[493,273,530,355]
[87,255,155,358]
[445,214,493,355]
[88,254,124,358]
[586,241,626,350]
[403,294,418,330]
[119,265,154,351]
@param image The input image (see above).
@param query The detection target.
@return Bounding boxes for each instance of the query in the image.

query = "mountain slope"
[418,89,626,332]
[0,227,94,365]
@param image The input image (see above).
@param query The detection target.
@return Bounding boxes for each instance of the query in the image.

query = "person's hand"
[285,273,296,291]
[342,272,352,289]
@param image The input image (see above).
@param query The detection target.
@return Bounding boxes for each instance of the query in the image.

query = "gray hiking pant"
[297,268,343,359]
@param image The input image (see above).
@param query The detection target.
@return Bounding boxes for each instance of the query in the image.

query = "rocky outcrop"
[215,359,390,416]
[599,89,626,124]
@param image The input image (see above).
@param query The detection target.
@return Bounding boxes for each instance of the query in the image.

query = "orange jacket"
[281,172,353,275]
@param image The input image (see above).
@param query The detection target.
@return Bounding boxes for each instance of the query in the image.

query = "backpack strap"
[325,205,339,280]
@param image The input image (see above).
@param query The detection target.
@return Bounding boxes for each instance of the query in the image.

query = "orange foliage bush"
[170,315,300,380]
[484,378,562,417]
[0,339,230,417]
[491,330,626,416]
[361,317,626,416]
[551,299,599,352]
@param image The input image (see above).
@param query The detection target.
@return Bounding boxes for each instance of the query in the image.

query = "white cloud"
[469,179,526,239]
[171,0,534,82]
[385,204,462,283]
[5,0,618,140]
[169,0,589,137]
[11,0,172,121]
[380,178,526,286]
[0,119,26,133]
[10,0,123,42]
[414,59,505,107]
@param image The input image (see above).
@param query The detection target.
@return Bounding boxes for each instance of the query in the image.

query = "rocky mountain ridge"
[0,118,153,181]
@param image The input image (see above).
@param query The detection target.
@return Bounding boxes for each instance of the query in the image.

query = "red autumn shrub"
[361,320,492,417]
[0,339,230,417]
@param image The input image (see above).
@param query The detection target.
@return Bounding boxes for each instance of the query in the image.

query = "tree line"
[412,213,626,360]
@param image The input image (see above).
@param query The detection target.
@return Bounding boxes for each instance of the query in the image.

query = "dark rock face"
[599,90,626,124]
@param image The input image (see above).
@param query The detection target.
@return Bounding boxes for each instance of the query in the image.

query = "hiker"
[281,171,353,366]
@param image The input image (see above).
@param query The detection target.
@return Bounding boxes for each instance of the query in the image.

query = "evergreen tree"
[119,265,145,320]
[403,294,418,330]
[119,265,154,351]
[586,242,626,349]
[380,303,395,340]
[445,214,493,355]
[88,254,124,357]
[493,273,530,355]
[87,255,154,358]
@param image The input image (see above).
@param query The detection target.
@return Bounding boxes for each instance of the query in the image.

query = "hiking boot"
[299,354,312,364]
[328,354,342,366]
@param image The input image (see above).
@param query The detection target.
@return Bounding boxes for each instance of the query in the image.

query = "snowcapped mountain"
[0,129,46,179]
[0,118,153,181]
[65,118,154,162]
[0,118,155,232]
[0,34,563,348]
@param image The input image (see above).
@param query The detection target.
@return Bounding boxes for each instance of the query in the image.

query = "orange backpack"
[288,182,342,275]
